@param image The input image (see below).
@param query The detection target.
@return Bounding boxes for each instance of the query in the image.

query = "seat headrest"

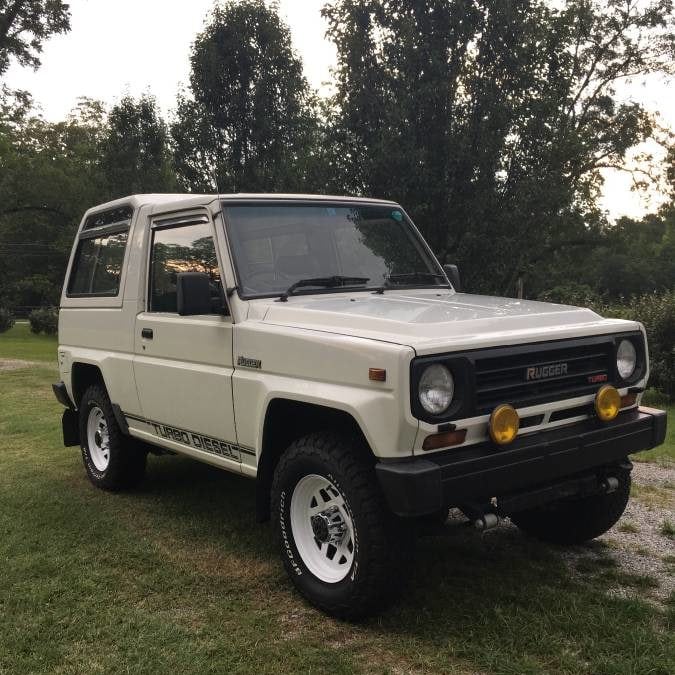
[276,254,317,277]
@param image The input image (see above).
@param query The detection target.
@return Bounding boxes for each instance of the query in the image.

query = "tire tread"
[272,431,410,619]
[79,384,146,491]
[511,473,631,545]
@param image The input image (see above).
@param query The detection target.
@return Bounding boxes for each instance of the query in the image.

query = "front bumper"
[376,406,667,517]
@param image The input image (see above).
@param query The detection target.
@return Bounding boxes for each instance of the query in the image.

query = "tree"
[172,0,319,192]
[0,96,108,308]
[100,94,177,199]
[0,88,180,310]
[0,0,70,77]
[323,0,675,296]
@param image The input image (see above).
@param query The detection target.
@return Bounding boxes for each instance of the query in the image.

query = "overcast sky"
[4,0,673,220]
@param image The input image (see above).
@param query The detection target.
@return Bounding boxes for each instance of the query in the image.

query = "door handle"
[141,328,154,340]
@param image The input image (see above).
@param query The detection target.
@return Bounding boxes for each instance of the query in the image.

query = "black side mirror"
[443,264,461,292]
[177,272,215,316]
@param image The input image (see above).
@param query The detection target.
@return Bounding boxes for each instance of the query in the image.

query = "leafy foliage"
[0,306,14,333]
[322,0,675,295]
[531,203,675,301]
[0,0,70,76]
[0,96,106,310]
[28,306,57,335]
[100,94,177,200]
[0,0,674,400]
[538,282,604,308]
[172,0,319,193]
[603,291,675,399]
[0,92,176,309]
[543,285,675,398]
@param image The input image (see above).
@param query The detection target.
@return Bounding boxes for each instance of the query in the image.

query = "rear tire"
[510,472,631,545]
[271,432,412,619]
[79,384,146,490]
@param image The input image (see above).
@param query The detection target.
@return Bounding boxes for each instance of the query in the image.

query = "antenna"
[212,166,222,196]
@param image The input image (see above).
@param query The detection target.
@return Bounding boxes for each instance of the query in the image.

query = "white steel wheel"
[86,406,110,472]
[290,473,356,583]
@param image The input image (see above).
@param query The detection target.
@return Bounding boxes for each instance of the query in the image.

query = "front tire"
[271,432,411,619]
[510,471,631,545]
[79,384,146,490]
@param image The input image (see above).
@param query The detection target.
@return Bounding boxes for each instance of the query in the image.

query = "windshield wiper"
[373,272,448,294]
[277,275,370,302]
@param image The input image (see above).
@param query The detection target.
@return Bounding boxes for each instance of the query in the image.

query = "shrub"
[28,307,59,336]
[0,307,15,333]
[538,288,675,399]
[538,283,603,308]
[602,291,675,400]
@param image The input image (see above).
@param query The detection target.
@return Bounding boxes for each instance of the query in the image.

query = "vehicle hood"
[256,290,637,355]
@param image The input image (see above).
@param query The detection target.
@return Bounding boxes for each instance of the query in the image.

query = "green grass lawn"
[639,392,675,464]
[1,327,674,673]
[636,403,675,464]
[0,322,57,362]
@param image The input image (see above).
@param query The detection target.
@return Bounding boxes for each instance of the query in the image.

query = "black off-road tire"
[510,472,631,545]
[271,432,413,619]
[79,384,147,490]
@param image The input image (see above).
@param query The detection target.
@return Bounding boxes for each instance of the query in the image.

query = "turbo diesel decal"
[124,413,255,462]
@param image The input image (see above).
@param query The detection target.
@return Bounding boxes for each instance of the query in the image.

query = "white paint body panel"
[258,290,632,354]
[132,312,237,444]
[57,193,650,477]
[232,321,417,462]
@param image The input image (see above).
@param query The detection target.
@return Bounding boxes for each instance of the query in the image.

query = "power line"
[0,242,61,246]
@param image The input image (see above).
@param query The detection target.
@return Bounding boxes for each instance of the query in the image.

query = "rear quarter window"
[67,206,133,297]
[67,230,129,296]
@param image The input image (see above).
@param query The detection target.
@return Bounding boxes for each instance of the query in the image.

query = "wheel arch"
[255,398,373,522]
[71,361,107,408]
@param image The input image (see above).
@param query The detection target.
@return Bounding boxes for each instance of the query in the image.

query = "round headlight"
[617,339,637,380]
[419,364,454,415]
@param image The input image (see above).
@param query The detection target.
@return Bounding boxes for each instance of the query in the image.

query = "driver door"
[131,211,239,467]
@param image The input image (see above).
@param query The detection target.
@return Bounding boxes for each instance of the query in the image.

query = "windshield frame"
[220,198,451,301]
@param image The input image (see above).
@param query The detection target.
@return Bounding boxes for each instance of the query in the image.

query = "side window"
[67,230,129,296]
[150,221,223,313]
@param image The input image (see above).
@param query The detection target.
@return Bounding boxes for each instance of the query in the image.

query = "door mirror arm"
[443,264,461,292]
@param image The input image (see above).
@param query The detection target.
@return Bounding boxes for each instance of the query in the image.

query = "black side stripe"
[122,412,256,457]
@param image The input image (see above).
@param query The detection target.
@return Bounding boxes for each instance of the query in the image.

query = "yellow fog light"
[595,385,621,422]
[489,404,520,445]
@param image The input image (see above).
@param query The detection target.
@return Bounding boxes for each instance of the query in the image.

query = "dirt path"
[0,358,43,371]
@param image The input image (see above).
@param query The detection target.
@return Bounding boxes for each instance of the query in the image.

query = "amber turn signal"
[369,368,386,382]
[595,385,621,421]
[422,429,467,451]
[489,404,520,445]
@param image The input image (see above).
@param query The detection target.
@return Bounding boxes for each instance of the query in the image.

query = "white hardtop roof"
[84,193,399,219]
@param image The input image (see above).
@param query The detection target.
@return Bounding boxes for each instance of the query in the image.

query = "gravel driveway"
[439,460,674,604]
[568,460,675,602]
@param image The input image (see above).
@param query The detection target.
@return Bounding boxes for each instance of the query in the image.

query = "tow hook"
[473,513,500,531]
[460,502,501,531]
[600,476,619,494]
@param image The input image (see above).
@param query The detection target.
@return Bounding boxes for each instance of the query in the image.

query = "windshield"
[222,202,448,299]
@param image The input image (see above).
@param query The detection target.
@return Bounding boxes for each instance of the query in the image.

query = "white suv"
[53,194,666,618]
